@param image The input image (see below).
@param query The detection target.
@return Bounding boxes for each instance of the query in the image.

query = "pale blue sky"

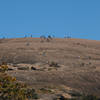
[0,0,100,40]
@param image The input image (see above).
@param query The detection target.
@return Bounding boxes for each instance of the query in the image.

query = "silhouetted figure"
[31,34,32,38]
[46,38,50,42]
[67,36,71,39]
[24,35,27,38]
[2,36,5,39]
[48,35,52,40]
[40,35,46,42]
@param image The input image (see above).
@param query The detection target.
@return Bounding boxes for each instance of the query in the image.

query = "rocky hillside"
[0,38,100,99]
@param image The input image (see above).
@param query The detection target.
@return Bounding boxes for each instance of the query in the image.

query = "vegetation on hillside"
[0,63,99,100]
[0,64,38,100]
[59,92,100,100]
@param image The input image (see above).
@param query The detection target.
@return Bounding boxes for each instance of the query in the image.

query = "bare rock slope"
[0,38,100,98]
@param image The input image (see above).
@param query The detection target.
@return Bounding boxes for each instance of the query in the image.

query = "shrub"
[80,95,99,100]
[40,88,52,94]
[17,67,29,70]
[0,64,38,100]
[57,92,100,100]
[0,64,8,72]
[49,61,60,68]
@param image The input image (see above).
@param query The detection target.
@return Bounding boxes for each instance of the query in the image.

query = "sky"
[0,0,100,40]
